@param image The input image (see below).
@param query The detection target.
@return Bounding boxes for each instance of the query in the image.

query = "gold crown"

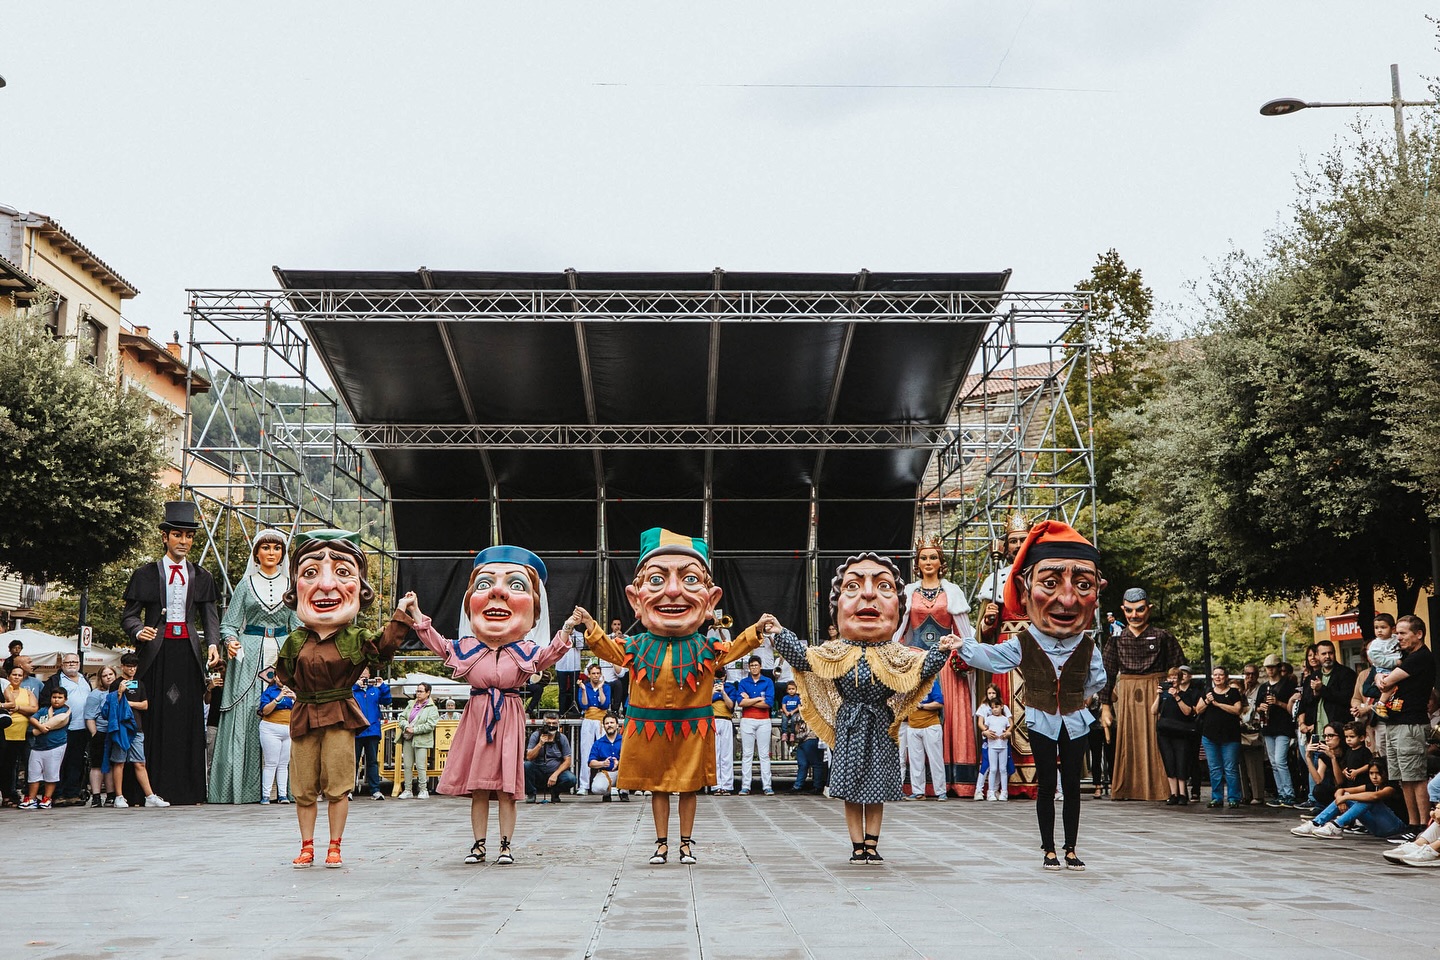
[1004,513,1031,536]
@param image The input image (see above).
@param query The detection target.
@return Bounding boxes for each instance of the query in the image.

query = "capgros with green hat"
[637,527,710,570]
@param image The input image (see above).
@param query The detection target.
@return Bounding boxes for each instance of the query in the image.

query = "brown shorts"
[290,726,357,804]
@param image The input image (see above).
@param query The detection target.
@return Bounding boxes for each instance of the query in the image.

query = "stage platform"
[16,791,1433,959]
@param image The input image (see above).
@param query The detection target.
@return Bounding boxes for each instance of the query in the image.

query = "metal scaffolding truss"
[185,287,1080,324]
[180,311,393,606]
[916,300,1096,596]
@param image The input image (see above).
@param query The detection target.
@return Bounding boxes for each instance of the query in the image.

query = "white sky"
[3,1,1438,336]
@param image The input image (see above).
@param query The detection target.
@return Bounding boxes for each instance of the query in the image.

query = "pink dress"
[412,615,572,799]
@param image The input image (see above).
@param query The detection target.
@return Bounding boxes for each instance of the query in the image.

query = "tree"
[1119,123,1436,628]
[0,299,165,589]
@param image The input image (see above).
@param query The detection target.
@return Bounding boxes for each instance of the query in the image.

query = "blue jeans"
[1202,737,1241,804]
[793,739,826,791]
[1263,734,1295,802]
[1428,770,1440,804]
[1313,798,1407,836]
[354,736,381,794]
[524,762,577,798]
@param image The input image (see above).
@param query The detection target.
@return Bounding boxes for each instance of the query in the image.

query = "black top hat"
[159,501,200,532]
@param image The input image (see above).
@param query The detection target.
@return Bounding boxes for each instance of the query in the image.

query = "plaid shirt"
[1100,626,1184,703]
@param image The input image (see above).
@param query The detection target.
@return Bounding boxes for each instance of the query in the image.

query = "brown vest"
[1018,631,1095,715]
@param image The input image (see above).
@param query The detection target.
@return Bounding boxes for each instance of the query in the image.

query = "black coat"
[121,560,221,677]
[1298,662,1357,728]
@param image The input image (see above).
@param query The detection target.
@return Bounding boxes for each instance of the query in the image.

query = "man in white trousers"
[905,677,946,800]
[711,677,737,795]
[736,656,775,795]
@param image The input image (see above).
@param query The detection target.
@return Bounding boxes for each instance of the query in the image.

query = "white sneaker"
[112,795,129,808]
[1402,845,1440,867]
[417,789,429,799]
[144,794,169,808]
[988,794,1001,802]
[1290,821,1318,836]
[998,794,1008,801]
[1311,822,1343,839]
[1385,841,1422,862]
[973,793,987,802]
[398,790,413,800]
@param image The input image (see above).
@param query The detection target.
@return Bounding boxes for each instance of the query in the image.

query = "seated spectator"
[524,713,576,803]
[85,666,118,807]
[1292,758,1408,840]
[792,721,827,794]
[1299,724,1343,812]
[587,714,626,801]
[21,686,70,809]
[1385,802,1440,865]
[779,681,801,745]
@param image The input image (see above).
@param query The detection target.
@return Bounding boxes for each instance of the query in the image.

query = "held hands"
[937,633,962,653]
[564,607,596,634]
[396,592,420,619]
[756,613,781,635]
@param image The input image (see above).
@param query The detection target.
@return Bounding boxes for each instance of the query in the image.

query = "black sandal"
[1042,850,1062,871]
[1063,847,1085,871]
[496,837,514,866]
[649,837,668,864]
[464,838,486,864]
[678,835,697,865]
[864,833,884,864]
[850,841,868,865]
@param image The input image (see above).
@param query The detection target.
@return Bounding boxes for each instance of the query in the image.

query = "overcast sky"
[3,2,1438,337]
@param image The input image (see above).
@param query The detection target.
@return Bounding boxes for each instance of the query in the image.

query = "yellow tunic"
[585,622,762,793]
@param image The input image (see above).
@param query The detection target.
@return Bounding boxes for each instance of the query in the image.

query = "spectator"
[523,672,545,716]
[711,614,743,684]
[1351,631,1385,751]
[1386,801,1440,865]
[1086,693,1110,799]
[107,652,168,808]
[203,667,224,775]
[443,698,460,720]
[1,638,21,676]
[1152,666,1199,805]
[394,681,438,799]
[904,677,945,801]
[352,667,391,800]
[602,619,628,715]
[1237,664,1266,806]
[1375,614,1436,830]
[556,627,583,717]
[38,654,90,805]
[792,721,826,794]
[977,683,1012,802]
[711,677,736,796]
[1258,654,1300,807]
[1292,757,1408,840]
[1335,721,1374,792]
[1197,665,1245,809]
[1,664,37,805]
[84,666,118,807]
[1299,724,1343,812]
[1295,643,1322,739]
[736,655,775,795]
[21,686,70,809]
[524,712,576,803]
[587,714,626,800]
[779,681,801,745]
[13,654,42,699]
[257,666,296,804]
[577,663,611,795]
[1299,640,1357,736]
[1368,615,1402,717]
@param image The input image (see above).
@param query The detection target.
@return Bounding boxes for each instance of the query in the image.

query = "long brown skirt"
[1110,672,1170,801]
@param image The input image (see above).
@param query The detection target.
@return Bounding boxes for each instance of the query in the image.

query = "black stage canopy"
[274,267,1009,639]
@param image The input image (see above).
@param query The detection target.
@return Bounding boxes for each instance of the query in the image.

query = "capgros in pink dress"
[412,616,572,799]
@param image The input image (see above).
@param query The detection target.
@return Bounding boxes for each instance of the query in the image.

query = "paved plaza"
[16,791,1436,959]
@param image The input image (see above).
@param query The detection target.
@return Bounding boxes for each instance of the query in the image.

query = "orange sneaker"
[325,838,343,868]
[292,839,315,868]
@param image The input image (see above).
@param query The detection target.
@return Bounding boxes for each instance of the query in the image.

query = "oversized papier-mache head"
[829,552,904,645]
[462,545,549,646]
[1001,520,1103,638]
[625,527,721,637]
[285,530,374,632]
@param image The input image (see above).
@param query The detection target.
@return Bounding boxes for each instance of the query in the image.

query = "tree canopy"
[0,300,164,588]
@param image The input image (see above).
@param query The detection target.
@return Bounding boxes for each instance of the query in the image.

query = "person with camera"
[587,713,626,800]
[1151,666,1199,806]
[351,668,391,800]
[394,681,438,799]
[1196,665,1246,809]
[711,676,737,795]
[526,713,577,804]
[1299,723,1344,813]
[1257,653,1300,807]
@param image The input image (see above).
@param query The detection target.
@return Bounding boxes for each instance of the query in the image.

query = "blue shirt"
[351,680,391,738]
[259,683,295,712]
[577,681,611,713]
[712,682,738,704]
[737,675,775,717]
[960,626,1106,741]
[781,694,802,715]
[919,678,943,708]
[588,733,623,769]
[31,705,70,751]
[84,688,111,733]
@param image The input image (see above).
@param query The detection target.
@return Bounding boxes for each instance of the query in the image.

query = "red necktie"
[169,564,185,585]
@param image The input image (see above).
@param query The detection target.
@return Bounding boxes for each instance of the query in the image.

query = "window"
[79,315,103,366]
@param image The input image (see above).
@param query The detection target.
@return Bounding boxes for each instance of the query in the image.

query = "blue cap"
[472,545,547,584]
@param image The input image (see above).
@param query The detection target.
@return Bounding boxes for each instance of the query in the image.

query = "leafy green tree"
[0,299,164,592]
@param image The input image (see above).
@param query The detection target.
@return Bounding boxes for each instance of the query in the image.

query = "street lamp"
[1260,63,1437,164]
[1269,612,1290,663]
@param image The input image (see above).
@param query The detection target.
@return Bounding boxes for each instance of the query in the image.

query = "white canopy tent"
[2,627,124,674]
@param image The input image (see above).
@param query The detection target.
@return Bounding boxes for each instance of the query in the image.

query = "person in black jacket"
[1298,640,1357,734]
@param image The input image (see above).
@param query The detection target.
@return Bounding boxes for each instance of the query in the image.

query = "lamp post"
[1260,63,1436,165]
[1268,612,1290,663]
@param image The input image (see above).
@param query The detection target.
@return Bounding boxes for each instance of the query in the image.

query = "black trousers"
[1031,726,1086,853]
[557,671,578,716]
[59,727,91,798]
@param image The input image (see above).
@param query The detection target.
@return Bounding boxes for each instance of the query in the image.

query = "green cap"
[638,527,710,569]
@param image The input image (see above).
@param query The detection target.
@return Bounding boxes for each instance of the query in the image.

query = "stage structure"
[183,270,1093,642]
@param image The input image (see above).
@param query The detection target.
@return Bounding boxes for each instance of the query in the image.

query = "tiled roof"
[28,213,139,298]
